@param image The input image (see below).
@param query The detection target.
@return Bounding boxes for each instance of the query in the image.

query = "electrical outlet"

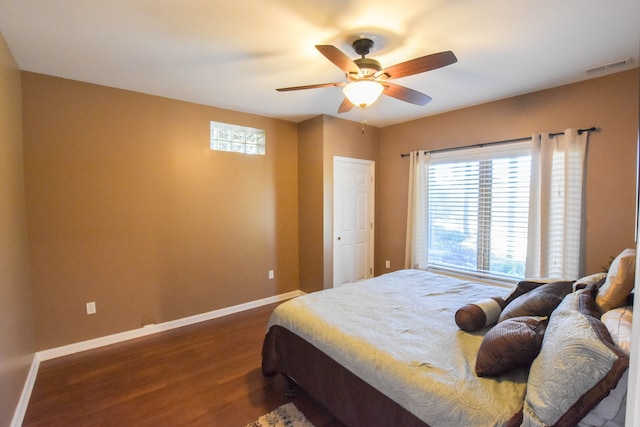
[268,270,274,280]
[385,260,391,269]
[86,301,96,315]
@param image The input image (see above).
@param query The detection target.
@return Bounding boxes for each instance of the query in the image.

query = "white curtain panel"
[404,151,430,269]
[526,129,588,280]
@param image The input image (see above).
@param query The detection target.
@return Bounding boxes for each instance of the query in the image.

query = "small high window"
[210,121,265,155]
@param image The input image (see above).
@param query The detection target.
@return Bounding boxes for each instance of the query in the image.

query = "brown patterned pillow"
[504,280,548,306]
[498,281,574,322]
[455,297,506,332]
[475,316,548,377]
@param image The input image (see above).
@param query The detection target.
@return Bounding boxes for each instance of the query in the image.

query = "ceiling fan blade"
[338,98,354,113]
[315,45,359,75]
[382,82,432,105]
[375,51,457,80]
[276,81,346,92]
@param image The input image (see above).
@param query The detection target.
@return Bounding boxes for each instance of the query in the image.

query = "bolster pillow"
[455,297,505,332]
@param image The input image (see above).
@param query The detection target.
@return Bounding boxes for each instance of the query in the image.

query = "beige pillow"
[596,249,636,312]
[601,306,633,354]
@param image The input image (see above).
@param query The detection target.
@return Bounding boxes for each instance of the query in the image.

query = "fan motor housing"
[351,38,382,76]
[354,57,381,76]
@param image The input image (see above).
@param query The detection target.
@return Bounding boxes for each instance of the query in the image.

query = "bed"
[262,258,633,427]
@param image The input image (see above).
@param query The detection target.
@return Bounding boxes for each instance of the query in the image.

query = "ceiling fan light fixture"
[343,80,384,108]
[278,39,456,114]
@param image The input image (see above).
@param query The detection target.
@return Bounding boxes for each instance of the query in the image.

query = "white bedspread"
[268,269,527,426]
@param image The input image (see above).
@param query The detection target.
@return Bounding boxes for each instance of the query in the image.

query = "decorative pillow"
[601,306,633,354]
[596,248,636,312]
[576,283,602,318]
[522,293,629,427]
[498,281,573,323]
[503,280,548,306]
[455,297,505,332]
[578,369,628,426]
[573,272,607,292]
[475,316,548,377]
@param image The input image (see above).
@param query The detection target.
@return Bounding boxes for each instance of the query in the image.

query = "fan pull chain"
[361,108,367,134]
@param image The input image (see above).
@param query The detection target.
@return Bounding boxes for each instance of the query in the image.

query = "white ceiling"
[1,0,639,127]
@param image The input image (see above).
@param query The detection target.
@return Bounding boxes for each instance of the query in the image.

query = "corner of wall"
[0,31,37,427]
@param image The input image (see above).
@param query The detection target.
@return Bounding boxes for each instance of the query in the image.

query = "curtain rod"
[400,127,598,158]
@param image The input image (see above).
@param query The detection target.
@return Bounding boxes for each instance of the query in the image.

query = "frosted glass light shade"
[343,80,384,108]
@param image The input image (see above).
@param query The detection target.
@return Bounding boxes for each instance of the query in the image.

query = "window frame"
[425,141,532,281]
[209,121,266,155]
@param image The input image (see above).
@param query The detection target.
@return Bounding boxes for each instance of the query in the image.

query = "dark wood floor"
[23,302,346,427]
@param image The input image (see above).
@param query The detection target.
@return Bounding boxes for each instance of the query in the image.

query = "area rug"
[245,402,315,427]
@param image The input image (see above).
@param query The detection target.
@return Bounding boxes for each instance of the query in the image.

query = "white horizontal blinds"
[427,160,480,273]
[486,155,531,277]
[426,142,531,279]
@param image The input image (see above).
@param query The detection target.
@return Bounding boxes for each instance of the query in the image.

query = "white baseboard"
[38,290,303,361]
[9,290,301,425]
[10,354,39,427]
[11,290,303,426]
[11,290,301,425]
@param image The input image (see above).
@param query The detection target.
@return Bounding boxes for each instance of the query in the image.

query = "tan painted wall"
[12,57,639,356]
[298,116,325,293]
[22,72,299,350]
[376,69,639,277]
[298,115,379,292]
[0,32,35,425]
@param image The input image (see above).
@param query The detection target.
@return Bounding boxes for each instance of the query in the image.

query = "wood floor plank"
[23,303,346,427]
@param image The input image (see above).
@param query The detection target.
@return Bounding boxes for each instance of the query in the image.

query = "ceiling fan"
[276,38,457,113]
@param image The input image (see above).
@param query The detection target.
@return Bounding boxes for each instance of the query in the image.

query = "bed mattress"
[265,269,526,426]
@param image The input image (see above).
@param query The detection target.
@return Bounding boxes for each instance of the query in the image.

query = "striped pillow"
[475,316,548,377]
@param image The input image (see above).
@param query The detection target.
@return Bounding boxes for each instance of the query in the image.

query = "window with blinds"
[426,142,531,279]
